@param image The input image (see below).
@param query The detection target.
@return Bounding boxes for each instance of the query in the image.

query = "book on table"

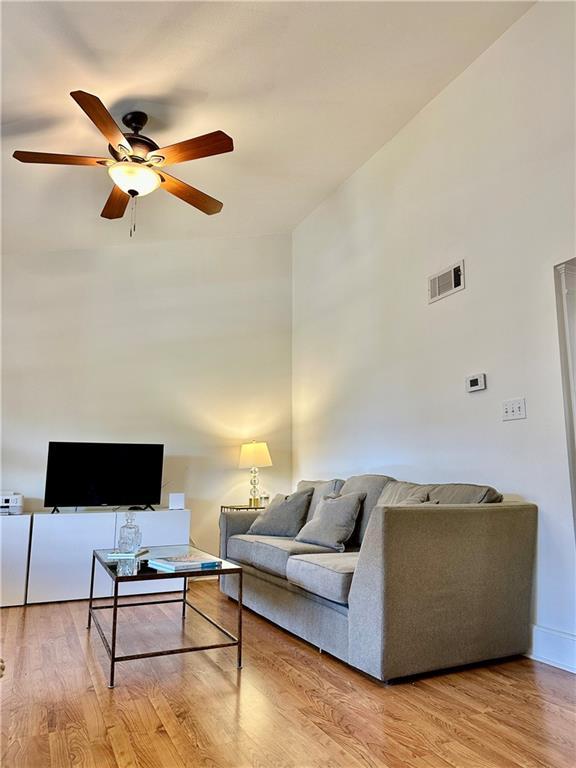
[107,548,149,561]
[148,552,221,572]
[151,562,220,573]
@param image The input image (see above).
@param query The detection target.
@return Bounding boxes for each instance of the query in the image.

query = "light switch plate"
[502,398,526,421]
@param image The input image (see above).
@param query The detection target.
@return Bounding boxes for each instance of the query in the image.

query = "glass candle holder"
[117,557,139,577]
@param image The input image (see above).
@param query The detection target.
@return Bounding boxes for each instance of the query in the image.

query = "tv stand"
[51,507,60,514]
[0,507,191,607]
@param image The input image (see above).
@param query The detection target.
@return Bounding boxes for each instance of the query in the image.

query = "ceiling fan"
[12,90,234,220]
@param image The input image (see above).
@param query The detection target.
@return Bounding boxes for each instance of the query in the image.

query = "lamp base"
[248,466,261,508]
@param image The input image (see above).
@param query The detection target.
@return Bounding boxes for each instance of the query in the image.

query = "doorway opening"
[555,258,576,537]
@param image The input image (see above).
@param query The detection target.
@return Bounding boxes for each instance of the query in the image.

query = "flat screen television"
[44,441,164,509]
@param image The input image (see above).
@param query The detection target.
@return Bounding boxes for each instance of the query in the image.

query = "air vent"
[428,260,465,303]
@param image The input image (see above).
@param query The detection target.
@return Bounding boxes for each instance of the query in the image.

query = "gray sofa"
[219,475,537,681]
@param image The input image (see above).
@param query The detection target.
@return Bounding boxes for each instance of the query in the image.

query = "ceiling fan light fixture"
[108,161,161,197]
[14,91,233,219]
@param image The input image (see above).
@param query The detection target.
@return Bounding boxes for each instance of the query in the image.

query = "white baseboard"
[529,624,576,673]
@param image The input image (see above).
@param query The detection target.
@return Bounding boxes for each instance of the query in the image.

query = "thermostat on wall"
[466,373,487,392]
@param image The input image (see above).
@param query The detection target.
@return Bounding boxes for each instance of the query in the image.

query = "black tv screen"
[44,442,164,508]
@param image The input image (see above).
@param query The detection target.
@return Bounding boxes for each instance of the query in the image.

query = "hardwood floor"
[1,581,574,768]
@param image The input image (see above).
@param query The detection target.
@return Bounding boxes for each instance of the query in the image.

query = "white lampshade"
[238,441,273,469]
[108,161,161,197]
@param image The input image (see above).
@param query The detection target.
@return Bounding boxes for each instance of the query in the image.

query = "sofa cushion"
[396,489,437,505]
[234,560,349,616]
[252,538,335,578]
[248,487,313,536]
[226,534,261,565]
[376,480,503,506]
[426,483,503,504]
[286,552,359,605]
[297,478,345,521]
[227,534,333,578]
[376,480,426,506]
[295,492,365,551]
[339,474,395,545]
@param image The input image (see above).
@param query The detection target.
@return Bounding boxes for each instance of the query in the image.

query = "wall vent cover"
[428,260,465,303]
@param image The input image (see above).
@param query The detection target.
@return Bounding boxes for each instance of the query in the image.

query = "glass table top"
[94,544,240,579]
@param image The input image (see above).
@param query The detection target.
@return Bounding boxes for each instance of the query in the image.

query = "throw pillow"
[248,487,314,536]
[295,492,366,552]
[297,478,345,521]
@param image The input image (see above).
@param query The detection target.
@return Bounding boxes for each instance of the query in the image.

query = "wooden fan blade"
[101,185,131,219]
[149,131,233,166]
[70,90,131,154]
[13,151,109,166]
[158,171,223,215]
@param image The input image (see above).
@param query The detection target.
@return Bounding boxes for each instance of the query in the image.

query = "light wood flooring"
[1,580,575,768]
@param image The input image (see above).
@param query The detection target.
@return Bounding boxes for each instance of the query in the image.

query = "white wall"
[292,3,575,672]
[2,234,292,555]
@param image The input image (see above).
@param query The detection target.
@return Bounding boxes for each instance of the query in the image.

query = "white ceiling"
[2,1,530,252]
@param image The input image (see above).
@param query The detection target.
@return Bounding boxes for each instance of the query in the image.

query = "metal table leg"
[237,570,243,669]
[109,580,119,688]
[182,576,187,619]
[87,552,95,629]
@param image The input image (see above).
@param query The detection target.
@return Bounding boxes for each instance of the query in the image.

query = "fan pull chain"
[129,195,138,238]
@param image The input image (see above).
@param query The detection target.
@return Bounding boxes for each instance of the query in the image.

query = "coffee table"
[87,545,243,687]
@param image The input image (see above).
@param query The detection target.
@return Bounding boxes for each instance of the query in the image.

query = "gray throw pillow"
[297,478,345,521]
[295,492,365,552]
[248,488,313,536]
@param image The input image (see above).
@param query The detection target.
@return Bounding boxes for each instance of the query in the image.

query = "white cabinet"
[28,512,116,602]
[0,514,31,607]
[26,508,190,604]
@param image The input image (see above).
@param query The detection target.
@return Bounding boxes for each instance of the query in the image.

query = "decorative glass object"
[117,511,142,553]
[117,557,139,577]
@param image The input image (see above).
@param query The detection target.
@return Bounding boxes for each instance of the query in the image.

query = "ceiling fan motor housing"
[122,111,148,133]
[108,111,159,160]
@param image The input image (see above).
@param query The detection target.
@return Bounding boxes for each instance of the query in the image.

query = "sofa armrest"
[219,509,261,558]
[348,503,537,681]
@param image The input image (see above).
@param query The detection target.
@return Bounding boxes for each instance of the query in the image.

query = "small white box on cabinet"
[169,492,186,509]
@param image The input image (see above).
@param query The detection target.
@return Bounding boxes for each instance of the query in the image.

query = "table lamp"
[238,441,272,507]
